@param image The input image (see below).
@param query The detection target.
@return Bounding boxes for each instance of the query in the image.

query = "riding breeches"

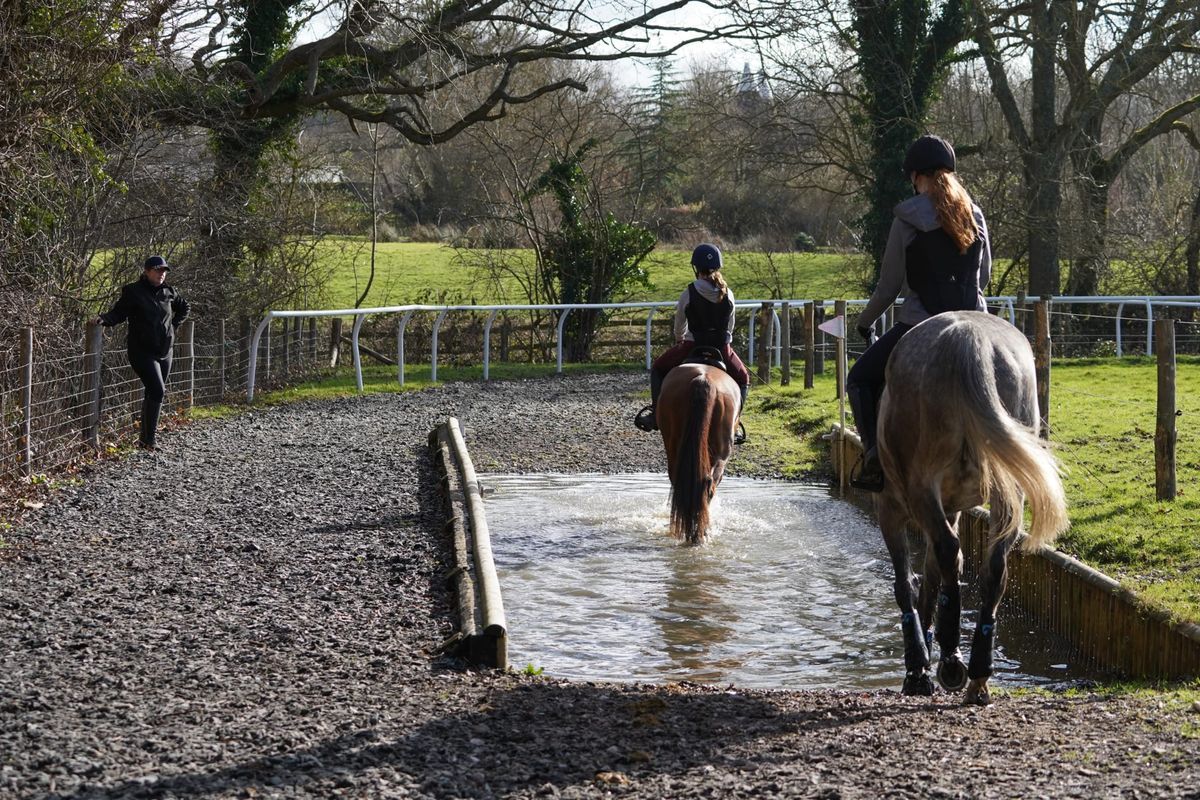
[846,323,913,395]
[653,341,750,387]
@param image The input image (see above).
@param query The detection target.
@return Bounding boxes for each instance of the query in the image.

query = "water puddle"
[484,473,1100,690]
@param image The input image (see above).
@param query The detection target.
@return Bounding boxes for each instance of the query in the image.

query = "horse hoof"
[936,655,967,692]
[964,679,992,706]
[902,672,934,696]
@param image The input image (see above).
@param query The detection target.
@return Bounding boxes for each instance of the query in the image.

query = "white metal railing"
[244,295,1200,401]
[246,299,806,401]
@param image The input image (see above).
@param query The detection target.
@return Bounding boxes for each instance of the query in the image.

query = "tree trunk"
[852,0,966,286]
[1024,0,1065,298]
[193,128,270,320]
[1066,121,1110,297]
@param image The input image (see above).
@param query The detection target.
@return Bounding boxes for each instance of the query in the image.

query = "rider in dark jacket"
[635,243,751,434]
[847,135,992,491]
[97,255,190,450]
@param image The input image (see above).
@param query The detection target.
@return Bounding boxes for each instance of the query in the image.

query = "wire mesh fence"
[0,319,333,485]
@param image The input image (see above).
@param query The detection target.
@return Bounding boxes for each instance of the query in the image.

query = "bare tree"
[971,0,1200,296]
[148,0,753,317]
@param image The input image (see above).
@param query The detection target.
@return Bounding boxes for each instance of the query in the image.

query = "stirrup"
[634,405,658,432]
[734,421,747,445]
[849,450,884,492]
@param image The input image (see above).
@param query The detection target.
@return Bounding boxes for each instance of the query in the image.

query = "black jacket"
[100,277,190,357]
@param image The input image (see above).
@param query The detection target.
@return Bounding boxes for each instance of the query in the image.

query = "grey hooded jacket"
[854,193,991,330]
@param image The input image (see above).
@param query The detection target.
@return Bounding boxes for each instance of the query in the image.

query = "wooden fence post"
[182,319,195,410]
[1155,319,1177,501]
[20,327,33,478]
[500,315,511,362]
[217,319,227,399]
[803,301,815,389]
[834,299,847,400]
[757,301,772,385]
[329,318,343,368]
[83,320,103,450]
[1016,289,1028,336]
[307,317,318,364]
[780,301,792,385]
[814,300,826,374]
[1035,298,1051,437]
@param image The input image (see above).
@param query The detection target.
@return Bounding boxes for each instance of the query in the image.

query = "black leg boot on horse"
[634,369,665,432]
[847,384,885,491]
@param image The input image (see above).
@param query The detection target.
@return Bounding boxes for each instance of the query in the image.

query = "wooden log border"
[830,425,1200,680]
[429,417,508,669]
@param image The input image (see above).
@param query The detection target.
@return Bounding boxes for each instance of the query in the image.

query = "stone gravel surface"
[2,372,1197,799]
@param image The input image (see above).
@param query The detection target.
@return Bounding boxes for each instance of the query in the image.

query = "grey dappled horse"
[658,363,741,544]
[875,311,1069,705]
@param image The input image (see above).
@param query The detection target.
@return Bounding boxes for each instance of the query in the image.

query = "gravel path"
[2,372,1197,799]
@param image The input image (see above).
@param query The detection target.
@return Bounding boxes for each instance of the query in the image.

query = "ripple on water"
[484,473,1095,690]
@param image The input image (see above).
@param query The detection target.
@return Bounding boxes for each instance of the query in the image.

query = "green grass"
[734,371,845,479]
[316,240,859,309]
[1047,356,1200,622]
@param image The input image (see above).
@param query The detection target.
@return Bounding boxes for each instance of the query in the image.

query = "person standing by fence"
[94,255,190,451]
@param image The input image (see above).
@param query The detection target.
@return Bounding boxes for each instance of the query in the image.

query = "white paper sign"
[817,314,846,339]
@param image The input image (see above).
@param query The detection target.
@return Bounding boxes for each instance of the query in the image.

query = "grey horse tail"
[670,376,714,544]
[950,326,1069,552]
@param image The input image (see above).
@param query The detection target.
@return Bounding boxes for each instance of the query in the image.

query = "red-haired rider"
[847,134,992,491]
[635,243,751,437]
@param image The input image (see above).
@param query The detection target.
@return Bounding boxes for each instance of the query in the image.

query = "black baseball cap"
[143,255,170,271]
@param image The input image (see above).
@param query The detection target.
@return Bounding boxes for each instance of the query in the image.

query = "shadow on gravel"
[56,682,931,799]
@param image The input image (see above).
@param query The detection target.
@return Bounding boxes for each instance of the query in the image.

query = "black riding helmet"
[903,134,956,175]
[691,243,722,275]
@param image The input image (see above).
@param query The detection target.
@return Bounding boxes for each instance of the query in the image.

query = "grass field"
[1047,357,1200,621]
[317,239,861,308]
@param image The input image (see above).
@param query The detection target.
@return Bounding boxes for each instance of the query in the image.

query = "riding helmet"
[691,243,722,273]
[903,134,956,175]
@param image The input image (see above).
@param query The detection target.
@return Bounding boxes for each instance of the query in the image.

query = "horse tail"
[670,376,715,543]
[951,331,1069,553]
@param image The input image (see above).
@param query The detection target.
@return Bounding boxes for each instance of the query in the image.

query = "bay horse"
[873,311,1068,705]
[657,355,742,544]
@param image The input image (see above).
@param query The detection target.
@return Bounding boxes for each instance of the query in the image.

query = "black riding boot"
[847,383,884,491]
[734,383,748,444]
[635,369,665,432]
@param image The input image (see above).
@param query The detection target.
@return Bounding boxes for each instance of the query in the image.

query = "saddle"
[681,345,728,374]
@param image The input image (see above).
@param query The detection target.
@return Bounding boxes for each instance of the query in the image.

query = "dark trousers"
[846,323,912,451]
[129,350,172,447]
